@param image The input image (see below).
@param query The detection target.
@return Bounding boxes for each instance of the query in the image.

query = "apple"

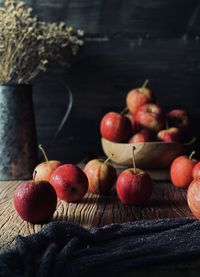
[192,162,200,179]
[13,181,57,224]
[135,103,166,133]
[126,113,137,134]
[33,144,61,182]
[100,112,132,142]
[84,155,117,195]
[126,80,155,114]
[187,179,200,219]
[157,127,182,143]
[129,129,152,143]
[167,109,191,131]
[170,151,197,189]
[50,164,88,202]
[116,146,153,205]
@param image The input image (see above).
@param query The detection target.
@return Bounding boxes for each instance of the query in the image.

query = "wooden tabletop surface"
[0,178,193,250]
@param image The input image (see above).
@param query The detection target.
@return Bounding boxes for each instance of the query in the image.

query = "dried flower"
[0,0,84,84]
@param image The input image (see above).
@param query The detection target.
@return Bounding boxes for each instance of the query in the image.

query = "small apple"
[100,112,132,142]
[126,113,137,134]
[129,129,152,143]
[116,146,153,205]
[33,144,61,182]
[136,103,166,133]
[13,181,57,224]
[157,127,182,143]
[84,155,117,195]
[192,162,200,179]
[50,164,88,202]
[170,151,197,189]
[126,80,155,114]
[187,179,200,219]
[167,109,191,131]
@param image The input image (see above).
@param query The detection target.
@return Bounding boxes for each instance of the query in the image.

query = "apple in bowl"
[100,112,132,143]
[126,80,155,114]
[135,103,166,133]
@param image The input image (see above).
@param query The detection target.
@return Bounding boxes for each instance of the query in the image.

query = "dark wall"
[28,0,200,162]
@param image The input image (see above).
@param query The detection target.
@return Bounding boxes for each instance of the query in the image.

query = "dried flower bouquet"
[0,0,84,84]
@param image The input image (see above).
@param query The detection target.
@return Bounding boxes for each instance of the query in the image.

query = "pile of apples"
[100,80,191,143]
[13,145,153,224]
[170,151,200,219]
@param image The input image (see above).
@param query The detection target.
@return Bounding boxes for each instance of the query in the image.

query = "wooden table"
[0,179,193,250]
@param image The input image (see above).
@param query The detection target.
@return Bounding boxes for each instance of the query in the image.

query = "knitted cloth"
[0,218,200,276]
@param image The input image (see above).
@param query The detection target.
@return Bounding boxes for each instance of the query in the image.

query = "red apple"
[100,112,132,142]
[116,146,153,205]
[126,113,137,134]
[13,181,57,224]
[84,155,117,194]
[126,80,155,114]
[50,164,88,202]
[129,129,152,143]
[192,162,200,179]
[170,151,197,189]
[167,109,191,131]
[157,127,182,143]
[33,144,61,182]
[136,103,166,133]
[187,179,200,219]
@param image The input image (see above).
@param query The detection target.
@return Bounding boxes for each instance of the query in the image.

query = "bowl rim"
[101,136,196,146]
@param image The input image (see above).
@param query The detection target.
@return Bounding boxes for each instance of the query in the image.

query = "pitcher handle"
[50,80,73,144]
[35,78,73,148]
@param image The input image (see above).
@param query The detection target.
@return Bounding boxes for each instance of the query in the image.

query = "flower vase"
[0,84,38,180]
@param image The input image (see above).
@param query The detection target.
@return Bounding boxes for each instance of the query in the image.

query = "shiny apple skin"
[187,179,200,219]
[33,160,62,182]
[100,112,132,142]
[157,127,182,143]
[50,164,88,203]
[192,162,200,179]
[116,168,153,205]
[170,156,197,189]
[135,103,166,133]
[126,87,155,114]
[129,129,152,143]
[84,159,117,195]
[13,181,57,224]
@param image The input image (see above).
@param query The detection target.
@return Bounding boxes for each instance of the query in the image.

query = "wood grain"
[0,179,193,250]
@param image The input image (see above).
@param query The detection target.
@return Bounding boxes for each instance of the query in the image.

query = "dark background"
[25,0,200,162]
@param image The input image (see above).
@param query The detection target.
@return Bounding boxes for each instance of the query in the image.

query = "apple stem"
[120,107,128,115]
[132,146,136,174]
[142,79,149,88]
[189,150,195,160]
[33,170,36,181]
[104,154,114,164]
[39,144,49,164]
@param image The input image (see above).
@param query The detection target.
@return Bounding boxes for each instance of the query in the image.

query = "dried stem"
[0,0,84,84]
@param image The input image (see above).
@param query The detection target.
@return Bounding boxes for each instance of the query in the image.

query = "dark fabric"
[0,218,200,276]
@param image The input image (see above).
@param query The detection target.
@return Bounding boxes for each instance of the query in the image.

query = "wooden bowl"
[101,137,196,169]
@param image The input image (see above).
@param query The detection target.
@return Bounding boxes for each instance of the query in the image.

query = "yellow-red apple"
[84,156,117,195]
